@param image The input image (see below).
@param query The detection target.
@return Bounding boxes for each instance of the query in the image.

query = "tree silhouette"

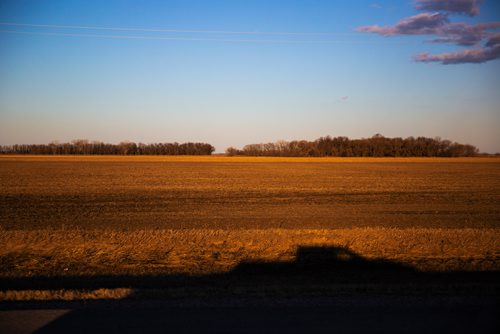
[0,140,215,155]
[226,135,478,157]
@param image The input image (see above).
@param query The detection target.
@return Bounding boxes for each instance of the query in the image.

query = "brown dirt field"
[1,156,499,230]
[0,156,499,302]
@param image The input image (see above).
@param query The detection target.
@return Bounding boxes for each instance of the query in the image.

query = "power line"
[0,29,417,44]
[0,22,358,36]
[0,29,332,43]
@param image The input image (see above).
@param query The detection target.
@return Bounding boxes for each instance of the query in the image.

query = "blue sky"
[1,0,499,152]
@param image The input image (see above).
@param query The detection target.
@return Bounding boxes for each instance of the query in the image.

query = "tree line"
[0,140,215,155]
[0,135,480,157]
[226,134,478,157]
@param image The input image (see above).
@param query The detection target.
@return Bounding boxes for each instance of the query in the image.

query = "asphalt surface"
[1,297,498,334]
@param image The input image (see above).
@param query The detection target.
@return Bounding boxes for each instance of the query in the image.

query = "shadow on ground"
[1,246,498,333]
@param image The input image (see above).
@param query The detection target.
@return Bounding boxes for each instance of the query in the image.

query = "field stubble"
[0,156,499,301]
[1,156,499,230]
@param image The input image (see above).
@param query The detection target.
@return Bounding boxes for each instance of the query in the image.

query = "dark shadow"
[0,246,498,333]
[1,246,498,292]
[232,245,415,276]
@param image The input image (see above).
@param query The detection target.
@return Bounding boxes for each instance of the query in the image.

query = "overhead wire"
[0,22,358,36]
[0,22,416,44]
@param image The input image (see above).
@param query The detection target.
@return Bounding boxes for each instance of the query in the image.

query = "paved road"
[1,299,498,334]
[0,309,68,334]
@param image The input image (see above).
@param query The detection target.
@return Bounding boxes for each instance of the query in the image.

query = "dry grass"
[0,156,499,301]
[0,288,132,301]
[1,227,499,301]
[1,228,498,278]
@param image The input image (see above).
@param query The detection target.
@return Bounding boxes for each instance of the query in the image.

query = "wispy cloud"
[425,22,500,46]
[357,0,500,64]
[414,45,500,64]
[414,33,500,64]
[357,12,449,36]
[486,32,500,46]
[415,0,482,17]
[358,14,499,47]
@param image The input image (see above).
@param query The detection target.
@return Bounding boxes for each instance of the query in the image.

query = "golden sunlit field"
[0,156,499,302]
[1,155,499,230]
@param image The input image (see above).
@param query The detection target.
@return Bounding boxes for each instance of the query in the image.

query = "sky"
[0,0,499,153]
